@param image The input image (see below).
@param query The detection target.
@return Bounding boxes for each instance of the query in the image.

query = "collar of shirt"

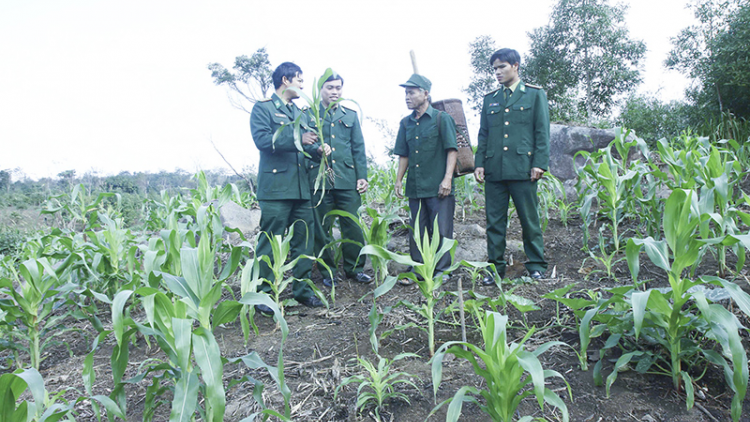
[410,104,437,122]
[506,79,521,94]
[272,93,285,109]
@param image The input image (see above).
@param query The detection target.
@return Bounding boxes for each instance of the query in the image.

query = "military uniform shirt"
[475,81,550,181]
[306,104,367,190]
[250,93,321,200]
[393,105,458,198]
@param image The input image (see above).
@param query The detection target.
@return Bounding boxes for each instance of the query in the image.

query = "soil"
[7,208,750,422]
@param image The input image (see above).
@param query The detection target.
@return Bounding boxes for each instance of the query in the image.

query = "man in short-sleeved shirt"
[393,74,458,278]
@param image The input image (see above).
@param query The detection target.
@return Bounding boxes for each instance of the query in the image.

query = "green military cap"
[399,74,432,92]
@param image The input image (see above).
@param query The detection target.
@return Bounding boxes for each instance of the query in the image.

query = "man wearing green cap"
[307,72,372,287]
[393,74,458,283]
[250,61,331,312]
[474,48,550,283]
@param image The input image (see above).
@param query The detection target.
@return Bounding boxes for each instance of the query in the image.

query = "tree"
[616,95,693,144]
[57,170,76,189]
[463,35,499,116]
[525,0,646,123]
[0,169,10,193]
[208,47,273,114]
[666,0,750,118]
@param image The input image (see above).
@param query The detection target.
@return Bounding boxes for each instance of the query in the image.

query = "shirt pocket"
[512,104,533,124]
[486,104,504,126]
[261,163,289,192]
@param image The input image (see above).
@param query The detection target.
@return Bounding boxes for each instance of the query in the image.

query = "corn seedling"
[430,311,571,422]
[0,367,84,421]
[255,225,328,318]
[335,353,419,421]
[327,206,402,286]
[607,189,750,419]
[361,214,458,356]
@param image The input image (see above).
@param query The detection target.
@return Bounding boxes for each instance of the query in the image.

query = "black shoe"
[353,272,373,284]
[322,277,335,288]
[482,273,503,286]
[300,296,324,308]
[254,304,274,316]
[529,270,544,280]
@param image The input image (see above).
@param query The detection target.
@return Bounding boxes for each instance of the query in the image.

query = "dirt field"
[16,209,750,421]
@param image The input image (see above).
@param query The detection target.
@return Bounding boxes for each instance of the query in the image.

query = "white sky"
[0,0,695,181]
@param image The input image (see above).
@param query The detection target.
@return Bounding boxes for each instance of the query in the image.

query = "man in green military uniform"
[250,62,331,311]
[394,74,458,283]
[307,72,372,287]
[474,48,550,283]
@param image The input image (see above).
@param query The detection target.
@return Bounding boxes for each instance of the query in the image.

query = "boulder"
[548,124,638,199]
[216,200,261,242]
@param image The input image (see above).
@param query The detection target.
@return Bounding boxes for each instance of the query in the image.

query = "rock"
[548,124,640,199]
[215,200,261,241]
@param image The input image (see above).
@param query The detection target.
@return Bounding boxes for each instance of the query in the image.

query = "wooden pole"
[410,50,419,74]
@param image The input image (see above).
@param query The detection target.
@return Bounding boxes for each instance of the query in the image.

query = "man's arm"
[530,89,550,181]
[395,155,408,199]
[350,112,369,193]
[474,97,489,183]
[438,112,458,198]
[439,149,458,198]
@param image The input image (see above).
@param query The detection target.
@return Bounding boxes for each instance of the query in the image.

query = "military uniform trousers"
[485,180,547,276]
[311,188,366,277]
[408,195,455,273]
[256,199,315,301]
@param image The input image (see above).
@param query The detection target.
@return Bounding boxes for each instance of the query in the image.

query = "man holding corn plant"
[394,74,458,284]
[250,62,331,310]
[306,73,372,287]
[474,48,550,283]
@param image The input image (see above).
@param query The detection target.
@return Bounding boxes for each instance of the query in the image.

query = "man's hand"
[438,177,452,198]
[318,143,332,156]
[530,167,544,182]
[302,131,318,145]
[356,179,369,194]
[394,180,403,199]
[474,167,485,184]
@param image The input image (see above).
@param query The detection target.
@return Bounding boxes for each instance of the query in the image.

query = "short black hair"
[490,48,521,67]
[324,72,344,86]
[272,62,302,90]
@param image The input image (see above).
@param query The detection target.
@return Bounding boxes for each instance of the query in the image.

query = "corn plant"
[600,188,750,419]
[255,226,327,317]
[0,258,75,370]
[430,311,571,422]
[41,183,118,232]
[576,129,646,252]
[542,283,634,372]
[235,292,294,422]
[0,367,82,421]
[362,214,458,356]
[327,206,402,286]
[335,353,418,421]
[365,160,406,213]
[454,175,483,220]
[537,173,565,233]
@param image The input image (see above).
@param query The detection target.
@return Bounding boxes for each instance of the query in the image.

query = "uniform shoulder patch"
[342,105,358,113]
[525,83,543,90]
[485,88,501,97]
